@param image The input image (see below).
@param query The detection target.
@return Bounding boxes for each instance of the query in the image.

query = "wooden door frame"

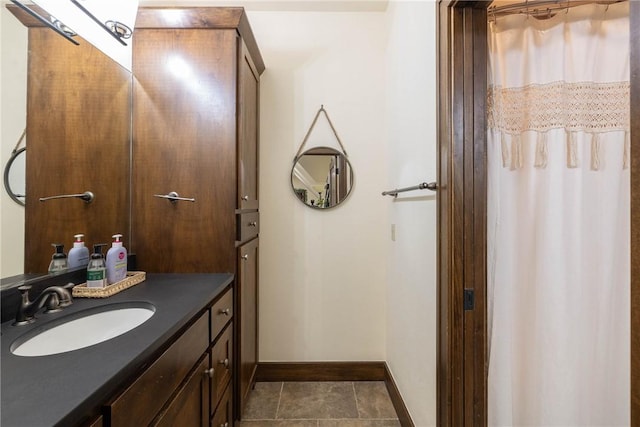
[436,1,640,425]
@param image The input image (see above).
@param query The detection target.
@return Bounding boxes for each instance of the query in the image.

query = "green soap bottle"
[86,244,107,288]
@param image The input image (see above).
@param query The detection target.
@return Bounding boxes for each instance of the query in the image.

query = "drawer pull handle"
[219,308,231,316]
[204,368,215,378]
[219,358,229,368]
[248,221,257,227]
[241,195,249,201]
[241,254,249,260]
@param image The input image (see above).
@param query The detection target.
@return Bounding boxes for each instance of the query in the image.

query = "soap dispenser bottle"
[86,244,107,288]
[68,234,90,268]
[106,234,128,284]
[48,243,68,274]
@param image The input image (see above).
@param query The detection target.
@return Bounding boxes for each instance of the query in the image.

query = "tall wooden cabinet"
[132,8,264,422]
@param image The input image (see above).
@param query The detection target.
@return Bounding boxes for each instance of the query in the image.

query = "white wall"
[0,4,27,278]
[385,1,438,425]
[250,9,390,361]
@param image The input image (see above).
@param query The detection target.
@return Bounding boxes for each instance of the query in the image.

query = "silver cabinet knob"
[220,423,229,427]
[219,358,229,368]
[248,221,257,227]
[241,254,249,260]
[241,195,249,201]
[204,368,215,378]
[219,308,231,316]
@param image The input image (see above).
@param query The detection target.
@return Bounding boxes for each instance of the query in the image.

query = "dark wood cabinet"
[152,356,209,427]
[132,8,263,421]
[237,237,259,416]
[106,285,233,427]
[107,313,209,426]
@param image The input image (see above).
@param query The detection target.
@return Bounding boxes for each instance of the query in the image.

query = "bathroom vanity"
[7,5,263,422]
[0,273,233,427]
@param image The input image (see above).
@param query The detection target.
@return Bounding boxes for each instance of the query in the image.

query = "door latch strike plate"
[464,289,475,311]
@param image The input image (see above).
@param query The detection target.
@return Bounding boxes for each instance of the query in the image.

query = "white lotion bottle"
[106,234,128,284]
[68,234,90,268]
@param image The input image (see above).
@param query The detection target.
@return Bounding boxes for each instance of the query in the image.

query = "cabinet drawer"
[210,323,233,413]
[211,382,233,427]
[152,355,209,427]
[236,212,259,243]
[211,287,233,342]
[107,313,209,426]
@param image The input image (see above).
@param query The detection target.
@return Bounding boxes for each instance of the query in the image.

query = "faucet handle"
[17,284,32,294]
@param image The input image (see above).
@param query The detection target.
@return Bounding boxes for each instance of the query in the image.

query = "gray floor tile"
[243,382,284,420]
[318,420,401,427]
[353,382,398,420]
[277,382,359,420]
[318,419,400,427]
[240,421,318,427]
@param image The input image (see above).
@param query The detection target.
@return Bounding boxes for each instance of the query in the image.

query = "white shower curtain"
[487,3,630,426]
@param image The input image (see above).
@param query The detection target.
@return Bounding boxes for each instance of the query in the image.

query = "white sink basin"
[11,303,155,357]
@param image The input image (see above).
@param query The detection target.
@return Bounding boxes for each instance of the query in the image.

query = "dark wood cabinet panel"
[211,287,233,342]
[236,212,259,243]
[237,40,259,211]
[211,383,233,427]
[237,238,258,416]
[152,356,209,427]
[107,313,208,426]
[24,28,131,273]
[131,29,238,273]
[210,323,233,413]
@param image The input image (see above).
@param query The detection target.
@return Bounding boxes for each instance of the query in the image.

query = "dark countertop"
[0,273,234,427]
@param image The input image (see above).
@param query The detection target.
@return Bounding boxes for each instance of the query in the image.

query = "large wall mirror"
[1,4,132,288]
[291,147,353,209]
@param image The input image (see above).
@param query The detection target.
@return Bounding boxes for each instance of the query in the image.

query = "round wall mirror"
[3,147,26,206]
[291,147,353,209]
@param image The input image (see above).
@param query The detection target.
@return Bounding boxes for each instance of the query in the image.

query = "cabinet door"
[107,314,208,426]
[237,237,258,417]
[211,383,233,427]
[152,356,209,427]
[237,40,259,211]
[25,28,130,273]
[131,29,238,273]
[210,323,233,413]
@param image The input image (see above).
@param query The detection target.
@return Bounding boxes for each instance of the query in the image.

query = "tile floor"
[239,381,401,427]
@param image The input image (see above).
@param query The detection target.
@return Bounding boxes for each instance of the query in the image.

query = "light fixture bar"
[10,0,79,45]
[70,0,127,46]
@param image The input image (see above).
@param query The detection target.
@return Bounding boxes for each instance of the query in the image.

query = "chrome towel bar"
[382,182,437,197]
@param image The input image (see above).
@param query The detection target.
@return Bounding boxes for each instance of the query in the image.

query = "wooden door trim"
[437,0,639,425]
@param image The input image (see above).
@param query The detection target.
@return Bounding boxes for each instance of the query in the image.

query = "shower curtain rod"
[489,0,624,18]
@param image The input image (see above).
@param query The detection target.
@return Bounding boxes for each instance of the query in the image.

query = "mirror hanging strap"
[294,105,348,162]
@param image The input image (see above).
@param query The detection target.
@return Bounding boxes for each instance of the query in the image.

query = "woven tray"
[72,271,146,298]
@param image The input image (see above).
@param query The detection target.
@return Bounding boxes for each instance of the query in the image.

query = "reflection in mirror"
[291,147,353,209]
[1,4,132,287]
[3,146,26,206]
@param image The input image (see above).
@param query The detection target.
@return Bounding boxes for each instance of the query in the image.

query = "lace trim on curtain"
[488,81,630,169]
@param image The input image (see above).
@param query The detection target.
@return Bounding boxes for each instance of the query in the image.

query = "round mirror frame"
[290,146,354,210]
[3,147,26,207]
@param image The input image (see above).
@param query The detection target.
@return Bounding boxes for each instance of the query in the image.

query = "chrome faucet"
[14,283,75,326]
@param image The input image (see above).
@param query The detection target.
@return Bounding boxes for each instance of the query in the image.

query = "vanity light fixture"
[9,0,79,45]
[70,0,128,46]
[28,0,138,71]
